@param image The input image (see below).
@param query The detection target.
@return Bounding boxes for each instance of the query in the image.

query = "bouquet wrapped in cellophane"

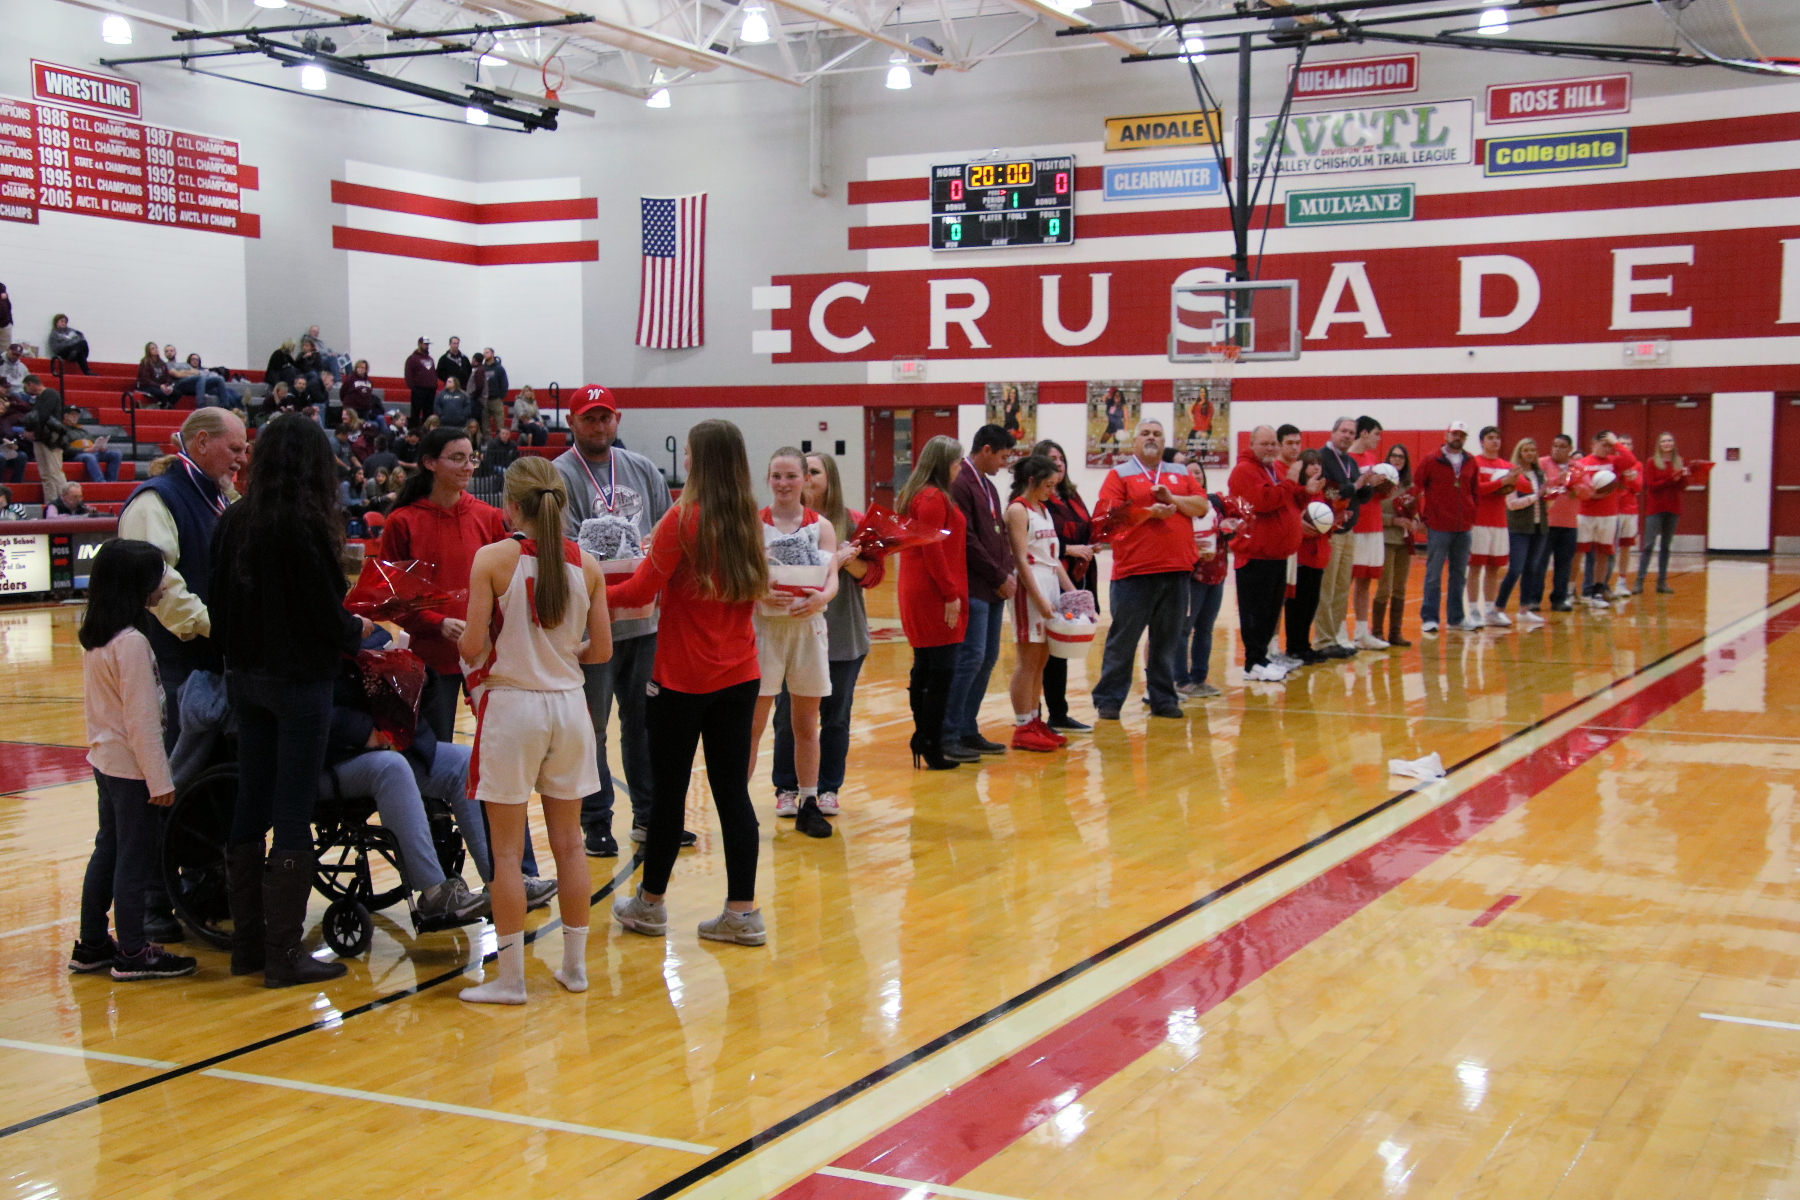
[847,505,951,557]
[354,647,428,751]
[344,559,464,622]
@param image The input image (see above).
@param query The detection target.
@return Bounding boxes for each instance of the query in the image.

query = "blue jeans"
[73,448,122,482]
[173,374,227,404]
[1094,570,1187,713]
[773,656,865,793]
[226,671,332,853]
[945,596,1003,741]
[579,632,657,833]
[81,771,157,954]
[1179,578,1226,687]
[321,743,490,891]
[1496,531,1548,609]
[0,453,24,483]
[1420,529,1471,627]
[1546,526,1578,605]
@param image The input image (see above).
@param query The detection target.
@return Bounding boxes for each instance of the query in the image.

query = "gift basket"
[1046,590,1099,661]
[762,528,830,617]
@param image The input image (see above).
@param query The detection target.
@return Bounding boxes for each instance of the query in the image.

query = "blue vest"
[124,466,225,674]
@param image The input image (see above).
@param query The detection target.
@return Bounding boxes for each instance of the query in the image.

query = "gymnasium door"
[1498,397,1564,460]
[1579,394,1712,541]
[1774,394,1800,552]
[865,406,960,511]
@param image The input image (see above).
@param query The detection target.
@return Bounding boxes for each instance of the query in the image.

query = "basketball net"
[1199,341,1241,383]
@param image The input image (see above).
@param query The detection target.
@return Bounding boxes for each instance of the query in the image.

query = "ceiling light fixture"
[1178,34,1206,62]
[299,64,328,90]
[646,87,671,107]
[465,106,489,125]
[740,2,770,43]
[1477,7,1510,34]
[253,0,288,9]
[101,14,132,44]
[479,53,506,68]
[885,50,911,90]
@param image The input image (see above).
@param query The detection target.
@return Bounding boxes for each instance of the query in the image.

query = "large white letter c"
[808,282,875,354]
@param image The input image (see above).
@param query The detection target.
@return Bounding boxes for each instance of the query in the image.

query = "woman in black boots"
[896,436,975,770]
[211,415,370,987]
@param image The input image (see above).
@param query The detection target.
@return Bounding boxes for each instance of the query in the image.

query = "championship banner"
[1086,381,1141,469]
[1173,378,1230,471]
[1245,99,1474,176]
[986,382,1037,451]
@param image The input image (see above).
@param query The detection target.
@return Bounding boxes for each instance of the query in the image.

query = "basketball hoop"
[541,55,567,101]
[1198,341,1241,381]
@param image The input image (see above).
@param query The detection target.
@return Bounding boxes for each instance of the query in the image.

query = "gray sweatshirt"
[554,445,672,641]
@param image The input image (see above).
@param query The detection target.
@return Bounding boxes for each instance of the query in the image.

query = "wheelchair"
[161,751,473,959]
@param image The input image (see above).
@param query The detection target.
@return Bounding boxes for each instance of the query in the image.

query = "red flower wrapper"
[1685,459,1715,486]
[344,559,466,622]
[1514,473,1536,494]
[356,648,427,751]
[1391,487,1422,519]
[1092,502,1154,544]
[848,506,951,557]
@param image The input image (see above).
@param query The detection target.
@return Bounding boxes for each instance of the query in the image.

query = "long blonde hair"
[897,435,963,516]
[1510,437,1538,469]
[504,456,573,629]
[680,420,767,604]
[806,452,849,540]
[1651,431,1684,473]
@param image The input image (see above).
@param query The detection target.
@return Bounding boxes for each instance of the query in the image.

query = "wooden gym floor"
[3,555,1800,1200]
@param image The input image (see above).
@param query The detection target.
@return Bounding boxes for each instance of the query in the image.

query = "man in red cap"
[552,386,687,857]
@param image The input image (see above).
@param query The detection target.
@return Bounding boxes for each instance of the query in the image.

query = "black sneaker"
[794,798,834,839]
[630,824,698,847]
[1149,705,1185,719]
[961,734,1008,755]
[1046,715,1092,732]
[1095,708,1121,721]
[1551,601,1574,612]
[69,938,117,973]
[143,911,184,943]
[585,830,619,858]
[110,945,198,981]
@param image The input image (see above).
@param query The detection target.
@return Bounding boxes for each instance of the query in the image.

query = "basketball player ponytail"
[504,456,572,629]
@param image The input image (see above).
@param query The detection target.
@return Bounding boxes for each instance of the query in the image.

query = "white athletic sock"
[799,786,817,799]
[460,932,526,1005]
[554,925,589,993]
[1016,713,1035,725]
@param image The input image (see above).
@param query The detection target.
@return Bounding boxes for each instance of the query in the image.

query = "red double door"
[865,406,961,512]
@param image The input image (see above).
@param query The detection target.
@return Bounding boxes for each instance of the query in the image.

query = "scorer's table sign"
[1246,99,1474,176]
[0,533,49,595]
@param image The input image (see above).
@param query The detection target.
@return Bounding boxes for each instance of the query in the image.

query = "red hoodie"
[1417,445,1478,533]
[1228,450,1306,564]
[379,492,509,675]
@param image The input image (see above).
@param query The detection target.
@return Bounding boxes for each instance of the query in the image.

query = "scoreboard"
[929,156,1074,251]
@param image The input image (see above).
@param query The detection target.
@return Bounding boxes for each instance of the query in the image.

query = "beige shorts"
[470,686,600,805]
[1577,513,1618,554]
[1469,524,1510,568]
[1616,513,1638,546]
[755,612,832,698]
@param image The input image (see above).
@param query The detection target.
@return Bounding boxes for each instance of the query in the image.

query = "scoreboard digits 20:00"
[929,155,1075,251]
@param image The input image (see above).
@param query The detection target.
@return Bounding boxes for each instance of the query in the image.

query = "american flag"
[636,194,706,349]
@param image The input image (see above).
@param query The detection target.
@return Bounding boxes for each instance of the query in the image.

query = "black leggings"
[641,678,759,901]
[1285,565,1323,658]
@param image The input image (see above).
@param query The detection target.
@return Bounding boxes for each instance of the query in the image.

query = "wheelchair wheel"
[313,820,408,912]
[425,797,467,880]
[162,764,237,950]
[321,897,373,958]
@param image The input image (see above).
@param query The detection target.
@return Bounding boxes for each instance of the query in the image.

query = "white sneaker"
[1247,663,1289,683]
[1611,580,1633,598]
[1354,631,1390,650]
[1518,610,1546,625]
[1488,610,1512,627]
[1584,594,1611,609]
[1192,682,1222,698]
[1457,617,1485,632]
[1421,621,1440,634]
[1268,652,1302,668]
[612,890,667,937]
[774,791,799,818]
[698,908,766,946]
[816,791,840,816]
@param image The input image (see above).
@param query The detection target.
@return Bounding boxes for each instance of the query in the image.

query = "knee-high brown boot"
[1386,595,1411,646]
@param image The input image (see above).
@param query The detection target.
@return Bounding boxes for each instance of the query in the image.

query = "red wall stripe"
[330,225,598,265]
[330,180,596,224]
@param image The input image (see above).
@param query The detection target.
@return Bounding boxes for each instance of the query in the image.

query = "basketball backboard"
[1170,275,1301,362]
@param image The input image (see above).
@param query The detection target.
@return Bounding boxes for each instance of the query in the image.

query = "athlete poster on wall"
[985,382,1037,451]
[1173,378,1230,470]
[1085,380,1141,468]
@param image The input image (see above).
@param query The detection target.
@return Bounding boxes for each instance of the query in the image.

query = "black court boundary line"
[627,584,1800,1200]
[0,857,642,1139]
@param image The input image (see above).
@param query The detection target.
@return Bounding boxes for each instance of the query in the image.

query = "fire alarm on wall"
[819,421,828,432]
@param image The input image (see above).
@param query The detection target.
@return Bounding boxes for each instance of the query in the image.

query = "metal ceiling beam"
[472,0,801,85]
[765,0,962,68]
[1005,0,1140,55]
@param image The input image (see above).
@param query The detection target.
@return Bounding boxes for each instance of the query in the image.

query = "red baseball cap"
[568,385,619,417]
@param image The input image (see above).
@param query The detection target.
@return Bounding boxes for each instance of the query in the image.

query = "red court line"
[1469,894,1522,927]
[771,601,1800,1199]
[0,742,94,792]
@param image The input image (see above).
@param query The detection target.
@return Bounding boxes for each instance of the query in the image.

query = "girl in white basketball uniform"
[457,456,612,1005]
[1005,454,1076,753]
[746,447,841,839]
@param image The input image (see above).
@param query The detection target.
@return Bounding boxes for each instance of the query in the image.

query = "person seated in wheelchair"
[322,640,493,926]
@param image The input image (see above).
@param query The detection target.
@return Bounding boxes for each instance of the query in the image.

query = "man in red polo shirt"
[1091,420,1210,720]
[1576,429,1636,607]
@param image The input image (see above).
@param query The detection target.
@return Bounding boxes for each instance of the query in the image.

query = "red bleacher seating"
[6,482,135,504]
[22,462,137,483]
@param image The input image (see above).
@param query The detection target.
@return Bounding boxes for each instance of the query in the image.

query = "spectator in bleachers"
[137,343,179,408]
[48,314,92,375]
[23,375,69,503]
[343,360,378,421]
[65,413,122,483]
[468,354,487,422]
[363,466,391,514]
[435,378,475,431]
[512,385,547,446]
[404,337,436,427]
[341,468,369,536]
[482,426,520,475]
[163,345,228,406]
[436,336,471,389]
[0,283,12,348]
[299,325,352,381]
[184,353,245,411]
[396,428,422,464]
[0,435,23,485]
[250,381,291,430]
[360,432,398,476]
[46,481,96,517]
[0,484,22,518]
[482,348,508,436]
[331,424,360,477]
[1,343,27,400]
[264,339,297,387]
[294,337,325,387]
